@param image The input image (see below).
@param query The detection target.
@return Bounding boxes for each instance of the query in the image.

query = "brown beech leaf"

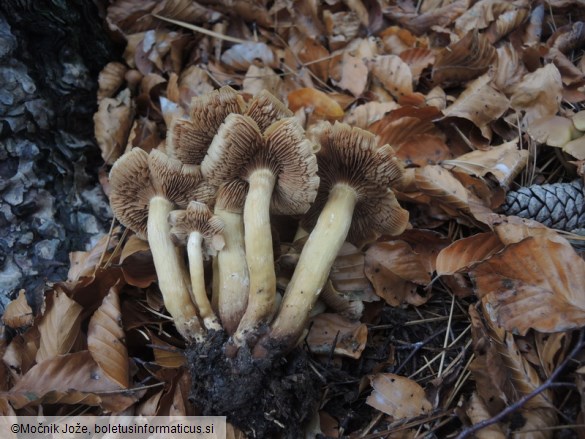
[5,351,138,412]
[400,48,435,83]
[329,242,372,295]
[367,373,432,419]
[97,62,127,102]
[369,106,443,148]
[293,34,330,83]
[370,55,413,100]
[471,235,585,335]
[527,115,580,147]
[343,101,399,129]
[66,229,119,286]
[177,65,214,109]
[510,64,563,125]
[335,52,368,97]
[442,139,529,188]
[149,332,185,368]
[436,232,504,276]
[484,1,530,43]
[35,287,83,363]
[288,88,344,120]
[396,133,452,166]
[494,43,527,94]
[466,393,507,439]
[243,65,282,97]
[120,235,157,288]
[2,290,33,329]
[88,286,129,389]
[94,88,134,164]
[441,74,510,140]
[365,241,431,307]
[221,42,277,71]
[415,165,482,214]
[2,326,39,382]
[432,30,496,86]
[306,313,367,359]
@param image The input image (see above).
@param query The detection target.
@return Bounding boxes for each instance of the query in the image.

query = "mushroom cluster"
[108,87,409,434]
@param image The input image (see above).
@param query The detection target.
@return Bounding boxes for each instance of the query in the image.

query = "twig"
[455,329,585,439]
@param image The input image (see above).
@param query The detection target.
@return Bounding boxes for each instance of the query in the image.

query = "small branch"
[455,329,585,439]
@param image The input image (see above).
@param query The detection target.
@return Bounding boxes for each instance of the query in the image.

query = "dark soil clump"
[186,331,321,438]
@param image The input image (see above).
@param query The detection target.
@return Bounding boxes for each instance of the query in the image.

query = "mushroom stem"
[233,169,277,345]
[214,208,249,334]
[254,183,358,356]
[187,232,222,331]
[148,196,203,341]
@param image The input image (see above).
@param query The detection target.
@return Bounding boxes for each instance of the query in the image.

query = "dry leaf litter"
[2,0,585,438]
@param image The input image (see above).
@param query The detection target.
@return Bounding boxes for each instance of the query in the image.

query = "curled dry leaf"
[2,326,39,382]
[471,235,585,335]
[399,47,435,83]
[484,1,530,43]
[466,393,507,439]
[288,88,344,120]
[178,65,214,109]
[528,114,581,147]
[441,74,510,140]
[370,55,413,100]
[88,286,130,389]
[243,65,282,97]
[149,332,185,368]
[5,351,139,412]
[343,101,399,129]
[335,52,368,97]
[494,43,526,94]
[329,242,372,296]
[35,287,83,363]
[323,10,361,50]
[432,30,496,86]
[367,373,432,419]
[97,62,128,102]
[221,42,277,71]
[510,63,563,126]
[2,290,33,329]
[120,235,157,288]
[436,232,504,276]
[365,241,432,307]
[94,88,134,165]
[442,139,529,187]
[306,313,367,359]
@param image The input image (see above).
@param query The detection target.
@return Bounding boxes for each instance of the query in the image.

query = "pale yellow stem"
[215,207,249,334]
[187,232,221,331]
[255,184,357,355]
[148,196,203,342]
[233,169,277,346]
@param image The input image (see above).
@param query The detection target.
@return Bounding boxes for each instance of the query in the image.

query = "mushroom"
[254,122,409,356]
[169,201,225,331]
[202,113,319,346]
[109,147,214,341]
[166,86,246,165]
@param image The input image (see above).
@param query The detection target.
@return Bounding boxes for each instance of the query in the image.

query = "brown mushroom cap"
[302,122,409,244]
[109,148,214,240]
[201,114,319,215]
[245,89,293,132]
[169,201,226,256]
[166,86,246,165]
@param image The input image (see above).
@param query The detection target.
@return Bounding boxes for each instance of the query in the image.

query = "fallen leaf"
[94,88,134,164]
[35,287,83,363]
[307,313,367,359]
[5,351,138,412]
[370,55,413,99]
[436,232,504,276]
[510,63,563,126]
[465,392,507,439]
[97,62,128,102]
[432,30,496,86]
[471,235,585,335]
[2,327,39,382]
[242,65,282,97]
[441,73,510,140]
[221,42,277,71]
[288,88,344,120]
[2,290,33,329]
[336,52,369,97]
[120,235,157,288]
[88,286,130,389]
[367,373,432,419]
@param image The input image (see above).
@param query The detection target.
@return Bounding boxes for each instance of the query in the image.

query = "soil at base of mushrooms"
[186,330,321,438]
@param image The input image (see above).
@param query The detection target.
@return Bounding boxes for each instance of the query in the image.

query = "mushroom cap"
[166,86,246,165]
[201,113,319,215]
[245,89,293,132]
[302,122,409,245]
[169,201,226,257]
[109,147,214,240]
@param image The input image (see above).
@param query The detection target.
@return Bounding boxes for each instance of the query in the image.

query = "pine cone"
[502,180,585,231]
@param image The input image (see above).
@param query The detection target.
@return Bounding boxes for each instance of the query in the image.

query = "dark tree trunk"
[0,1,119,310]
